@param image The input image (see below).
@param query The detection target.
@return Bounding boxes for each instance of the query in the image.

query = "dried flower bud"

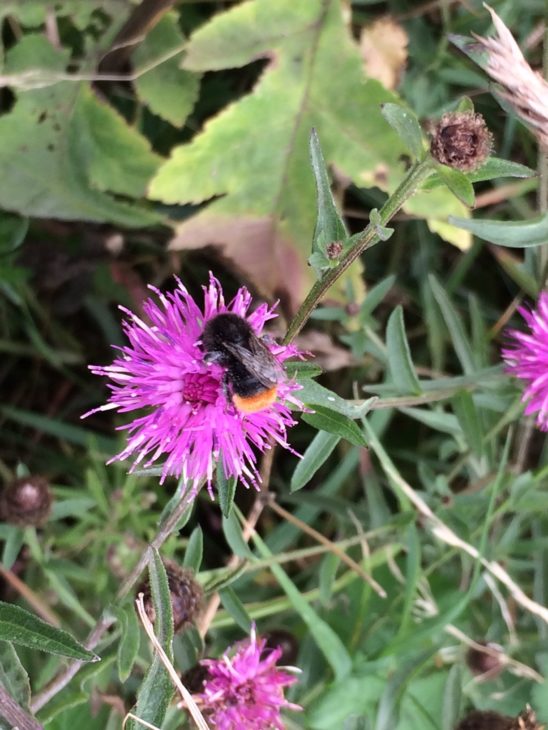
[326,240,343,259]
[0,476,52,526]
[454,707,544,730]
[138,561,202,633]
[466,641,504,678]
[455,710,514,730]
[430,112,493,172]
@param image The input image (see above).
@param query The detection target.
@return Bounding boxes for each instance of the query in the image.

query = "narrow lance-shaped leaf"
[309,128,348,274]
[183,526,204,572]
[448,212,548,248]
[386,306,422,395]
[0,601,97,661]
[381,103,424,160]
[116,605,141,684]
[290,431,340,493]
[436,165,475,208]
[302,405,366,447]
[219,587,253,633]
[128,550,174,730]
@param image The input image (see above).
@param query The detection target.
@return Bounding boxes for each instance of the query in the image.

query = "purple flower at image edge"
[199,625,302,730]
[83,274,303,493]
[502,291,548,430]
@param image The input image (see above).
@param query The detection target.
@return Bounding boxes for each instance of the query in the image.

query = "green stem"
[284,155,434,343]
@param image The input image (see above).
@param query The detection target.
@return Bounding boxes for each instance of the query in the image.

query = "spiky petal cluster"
[84,275,302,492]
[199,626,301,730]
[502,292,548,430]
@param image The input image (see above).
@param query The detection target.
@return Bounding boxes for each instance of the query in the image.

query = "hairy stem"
[284,156,433,343]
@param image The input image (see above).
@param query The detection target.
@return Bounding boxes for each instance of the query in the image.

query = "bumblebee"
[201,313,281,414]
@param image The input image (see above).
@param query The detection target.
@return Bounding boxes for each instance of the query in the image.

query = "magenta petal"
[84,274,303,492]
[502,291,548,431]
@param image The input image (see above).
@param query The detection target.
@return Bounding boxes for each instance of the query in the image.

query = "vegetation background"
[0,0,547,728]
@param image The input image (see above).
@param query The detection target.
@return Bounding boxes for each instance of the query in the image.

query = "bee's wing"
[224,336,281,387]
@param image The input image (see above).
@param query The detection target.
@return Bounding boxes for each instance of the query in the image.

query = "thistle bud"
[138,561,202,633]
[466,641,504,678]
[455,710,514,730]
[430,111,493,172]
[0,476,52,526]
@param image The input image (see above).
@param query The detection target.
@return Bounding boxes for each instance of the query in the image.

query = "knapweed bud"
[326,240,343,259]
[455,710,514,730]
[0,476,52,526]
[138,561,202,633]
[466,641,504,678]
[430,111,493,172]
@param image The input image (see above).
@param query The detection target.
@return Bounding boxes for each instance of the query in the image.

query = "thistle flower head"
[199,625,301,730]
[0,476,52,526]
[84,274,302,494]
[502,292,548,430]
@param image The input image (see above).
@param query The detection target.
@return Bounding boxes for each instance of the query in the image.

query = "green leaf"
[129,550,175,730]
[251,527,352,680]
[134,14,201,127]
[219,587,252,633]
[70,85,162,198]
[182,526,203,573]
[222,511,255,560]
[149,0,462,302]
[309,128,347,273]
[429,275,476,374]
[284,360,323,380]
[436,165,475,207]
[452,390,483,457]
[290,430,340,492]
[302,405,366,446]
[216,460,237,519]
[359,274,397,320]
[381,103,424,160]
[0,641,31,711]
[0,601,97,661]
[0,35,162,227]
[2,526,24,570]
[116,605,141,683]
[0,213,28,255]
[447,212,548,247]
[386,306,422,395]
[425,157,536,186]
[441,665,462,730]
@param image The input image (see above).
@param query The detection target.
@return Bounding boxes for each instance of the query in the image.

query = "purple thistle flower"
[502,291,548,430]
[199,626,301,730]
[83,274,302,492]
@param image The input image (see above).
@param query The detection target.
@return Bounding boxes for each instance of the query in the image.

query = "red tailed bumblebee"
[201,313,282,414]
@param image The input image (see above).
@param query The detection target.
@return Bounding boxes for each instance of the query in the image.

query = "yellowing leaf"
[360,17,408,91]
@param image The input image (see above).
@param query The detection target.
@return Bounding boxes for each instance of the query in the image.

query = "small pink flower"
[199,626,301,730]
[502,291,548,429]
[83,274,302,493]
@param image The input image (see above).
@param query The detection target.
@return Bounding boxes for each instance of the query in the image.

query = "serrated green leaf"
[149,0,462,301]
[448,212,548,247]
[183,526,203,572]
[309,128,347,267]
[290,430,340,492]
[70,85,162,198]
[381,103,424,159]
[116,605,141,683]
[0,641,31,711]
[452,390,483,457]
[436,165,475,207]
[302,405,366,446]
[0,35,162,227]
[429,275,476,374]
[216,460,237,519]
[134,14,201,127]
[129,550,174,730]
[386,306,422,396]
[219,587,252,632]
[0,601,97,661]
[251,527,352,680]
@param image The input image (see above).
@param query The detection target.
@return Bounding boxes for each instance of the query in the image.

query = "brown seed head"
[0,476,52,527]
[430,111,493,172]
[138,561,203,633]
[466,641,504,678]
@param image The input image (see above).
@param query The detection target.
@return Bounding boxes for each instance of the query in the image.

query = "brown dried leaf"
[360,17,408,90]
